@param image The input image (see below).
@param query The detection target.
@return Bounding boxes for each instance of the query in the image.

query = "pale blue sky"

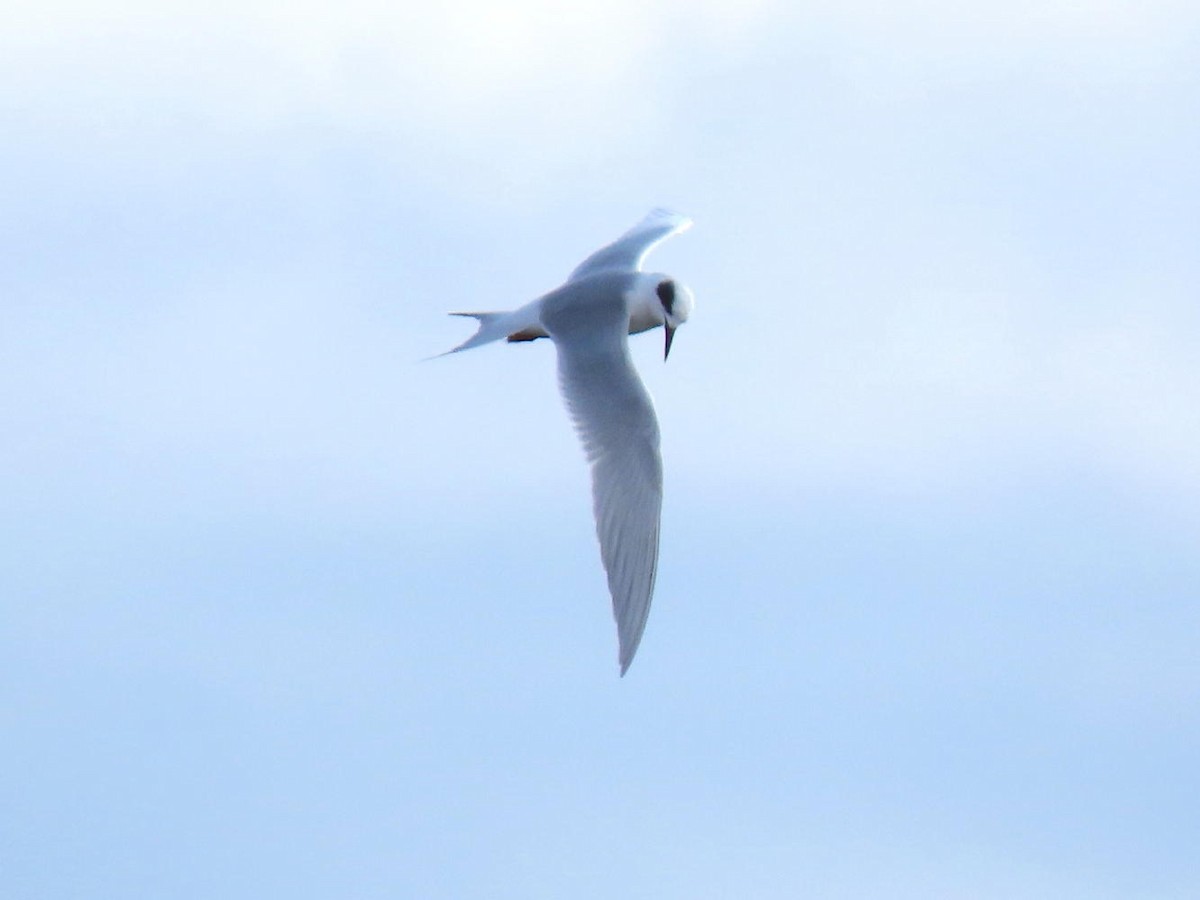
[3,2,1199,898]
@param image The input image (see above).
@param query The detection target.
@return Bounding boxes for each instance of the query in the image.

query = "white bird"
[441,209,695,675]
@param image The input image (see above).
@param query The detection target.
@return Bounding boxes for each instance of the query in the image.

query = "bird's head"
[650,275,695,360]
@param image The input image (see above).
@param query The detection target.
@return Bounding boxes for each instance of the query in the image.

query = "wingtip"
[644,207,692,231]
[618,648,637,677]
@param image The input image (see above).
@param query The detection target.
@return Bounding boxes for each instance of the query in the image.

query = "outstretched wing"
[568,208,693,282]
[550,304,664,675]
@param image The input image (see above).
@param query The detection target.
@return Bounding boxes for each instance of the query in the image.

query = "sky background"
[3,1,1200,897]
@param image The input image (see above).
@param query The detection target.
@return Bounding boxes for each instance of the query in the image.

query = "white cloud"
[1053,314,1200,490]
[3,0,1197,505]
[5,0,1194,150]
[0,1,773,135]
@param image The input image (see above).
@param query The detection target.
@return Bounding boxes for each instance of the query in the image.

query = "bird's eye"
[656,279,676,315]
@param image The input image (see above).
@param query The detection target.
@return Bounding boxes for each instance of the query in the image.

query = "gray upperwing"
[544,281,664,674]
[568,208,693,281]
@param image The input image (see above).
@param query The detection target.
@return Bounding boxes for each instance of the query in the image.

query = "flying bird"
[441,209,695,675]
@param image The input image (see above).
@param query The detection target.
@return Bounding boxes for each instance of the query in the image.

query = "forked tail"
[436,299,550,356]
[440,311,515,355]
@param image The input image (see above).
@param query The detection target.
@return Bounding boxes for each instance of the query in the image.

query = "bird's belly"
[627,308,661,335]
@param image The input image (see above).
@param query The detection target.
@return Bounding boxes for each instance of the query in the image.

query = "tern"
[441,208,695,675]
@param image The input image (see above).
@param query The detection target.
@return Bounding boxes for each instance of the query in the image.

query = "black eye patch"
[656,279,676,314]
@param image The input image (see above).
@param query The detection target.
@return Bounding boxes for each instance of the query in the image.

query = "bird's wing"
[568,208,693,281]
[551,308,664,675]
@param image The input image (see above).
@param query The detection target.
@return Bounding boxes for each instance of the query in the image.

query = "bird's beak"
[663,322,676,360]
